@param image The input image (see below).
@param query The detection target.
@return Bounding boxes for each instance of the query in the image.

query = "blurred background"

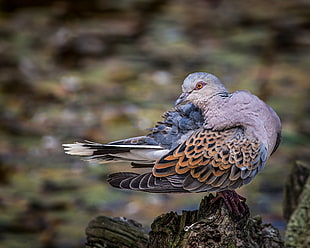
[0,0,309,247]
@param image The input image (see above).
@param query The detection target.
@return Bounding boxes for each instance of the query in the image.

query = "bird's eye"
[194,81,206,90]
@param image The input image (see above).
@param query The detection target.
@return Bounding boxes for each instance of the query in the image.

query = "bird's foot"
[211,190,246,215]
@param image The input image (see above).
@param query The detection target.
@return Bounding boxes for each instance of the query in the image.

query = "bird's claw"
[211,190,247,215]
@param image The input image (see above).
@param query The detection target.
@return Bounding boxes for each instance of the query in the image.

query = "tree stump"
[284,161,310,248]
[85,216,149,248]
[85,195,284,248]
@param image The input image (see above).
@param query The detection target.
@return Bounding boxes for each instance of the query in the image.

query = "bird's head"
[175,72,229,108]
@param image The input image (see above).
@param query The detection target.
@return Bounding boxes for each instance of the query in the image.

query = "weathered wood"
[284,161,310,248]
[148,195,284,248]
[85,195,284,248]
[85,216,149,248]
[283,161,310,221]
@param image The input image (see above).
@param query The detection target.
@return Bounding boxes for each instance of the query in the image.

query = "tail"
[108,172,187,193]
[63,140,168,166]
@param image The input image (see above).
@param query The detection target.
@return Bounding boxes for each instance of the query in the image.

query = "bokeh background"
[0,0,309,247]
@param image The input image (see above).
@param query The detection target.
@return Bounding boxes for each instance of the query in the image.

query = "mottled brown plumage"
[153,128,266,192]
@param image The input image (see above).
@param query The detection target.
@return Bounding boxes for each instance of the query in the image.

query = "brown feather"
[153,128,264,191]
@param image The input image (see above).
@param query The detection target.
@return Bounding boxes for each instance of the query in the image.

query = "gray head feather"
[175,72,229,108]
[182,72,229,94]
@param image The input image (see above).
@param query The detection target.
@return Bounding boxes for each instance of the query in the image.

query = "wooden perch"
[284,161,310,248]
[85,216,149,248]
[85,195,284,248]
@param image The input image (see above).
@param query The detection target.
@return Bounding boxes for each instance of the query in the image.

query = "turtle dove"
[63,72,282,214]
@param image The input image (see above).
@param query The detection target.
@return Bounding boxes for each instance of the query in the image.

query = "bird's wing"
[148,103,204,149]
[108,172,188,193]
[107,128,268,193]
[63,103,204,166]
[152,128,268,192]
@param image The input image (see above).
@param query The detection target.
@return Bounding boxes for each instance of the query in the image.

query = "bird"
[63,72,282,214]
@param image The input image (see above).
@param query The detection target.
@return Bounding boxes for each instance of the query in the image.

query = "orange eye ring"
[195,81,206,90]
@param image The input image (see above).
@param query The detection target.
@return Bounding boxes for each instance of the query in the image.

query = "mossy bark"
[284,161,310,248]
[85,195,284,248]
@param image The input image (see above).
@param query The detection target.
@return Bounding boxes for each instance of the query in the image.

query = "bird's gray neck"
[199,92,268,145]
[191,90,280,158]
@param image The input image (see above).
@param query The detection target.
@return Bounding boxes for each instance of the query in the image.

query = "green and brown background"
[0,1,309,247]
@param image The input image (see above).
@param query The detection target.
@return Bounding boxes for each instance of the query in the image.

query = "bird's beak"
[174,92,190,107]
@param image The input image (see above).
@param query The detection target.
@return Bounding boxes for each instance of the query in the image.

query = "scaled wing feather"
[153,128,267,192]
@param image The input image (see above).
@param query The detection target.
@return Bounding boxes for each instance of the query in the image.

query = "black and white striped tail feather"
[62,140,166,165]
